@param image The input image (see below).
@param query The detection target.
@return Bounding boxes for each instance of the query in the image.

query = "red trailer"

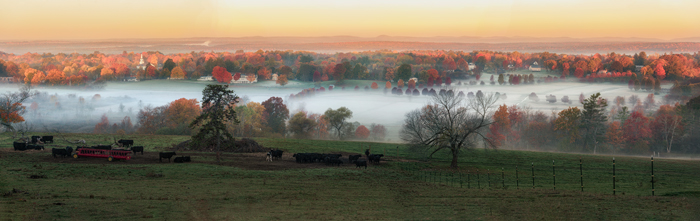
[72,148,132,161]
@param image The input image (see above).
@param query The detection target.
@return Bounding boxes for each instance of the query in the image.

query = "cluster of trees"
[4,50,697,88]
[401,91,699,168]
[85,92,387,141]
[486,92,692,154]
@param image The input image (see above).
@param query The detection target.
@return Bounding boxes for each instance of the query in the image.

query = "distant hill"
[1,36,699,54]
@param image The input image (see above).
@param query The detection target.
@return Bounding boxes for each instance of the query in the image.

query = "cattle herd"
[11,136,389,168]
[288,149,383,169]
[11,136,191,163]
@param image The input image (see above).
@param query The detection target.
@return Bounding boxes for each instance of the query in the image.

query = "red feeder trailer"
[73,148,132,161]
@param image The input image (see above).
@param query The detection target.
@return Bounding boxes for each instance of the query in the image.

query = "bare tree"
[400,92,498,168]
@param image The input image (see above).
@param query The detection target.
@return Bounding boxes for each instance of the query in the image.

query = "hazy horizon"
[2,0,700,41]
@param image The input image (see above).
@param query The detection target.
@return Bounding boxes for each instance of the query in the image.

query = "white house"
[230,74,257,84]
[271,73,279,81]
[468,63,476,71]
[198,76,214,81]
[529,61,542,72]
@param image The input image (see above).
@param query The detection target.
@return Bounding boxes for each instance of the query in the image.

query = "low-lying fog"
[0,79,666,141]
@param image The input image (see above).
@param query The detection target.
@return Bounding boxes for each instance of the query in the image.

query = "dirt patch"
[4,148,390,171]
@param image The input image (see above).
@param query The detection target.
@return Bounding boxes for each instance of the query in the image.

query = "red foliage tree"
[445,77,452,86]
[654,63,666,80]
[94,114,110,134]
[212,66,232,83]
[233,72,241,81]
[623,111,652,149]
[574,67,584,78]
[371,82,379,89]
[313,70,321,82]
[355,125,370,139]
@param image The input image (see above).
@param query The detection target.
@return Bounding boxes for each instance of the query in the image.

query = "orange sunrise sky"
[1,0,699,40]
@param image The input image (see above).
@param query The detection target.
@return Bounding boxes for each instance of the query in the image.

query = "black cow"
[355,160,367,169]
[173,156,186,163]
[31,136,41,144]
[159,152,177,162]
[41,136,54,144]
[131,146,144,155]
[365,149,370,157]
[270,149,283,160]
[368,154,384,163]
[27,144,44,150]
[92,145,112,150]
[13,142,27,151]
[52,147,73,158]
[117,139,134,148]
[348,154,361,163]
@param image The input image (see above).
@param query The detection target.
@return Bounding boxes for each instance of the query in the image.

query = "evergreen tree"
[190,84,239,162]
[580,93,608,154]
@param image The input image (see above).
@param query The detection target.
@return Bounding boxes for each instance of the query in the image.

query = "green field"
[1,133,699,220]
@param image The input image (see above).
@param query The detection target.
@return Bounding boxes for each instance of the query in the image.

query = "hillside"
[1,133,699,220]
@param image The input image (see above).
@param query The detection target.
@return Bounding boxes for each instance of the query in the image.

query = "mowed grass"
[1,133,700,220]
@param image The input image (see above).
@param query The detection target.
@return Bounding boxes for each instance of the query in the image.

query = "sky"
[1,0,699,40]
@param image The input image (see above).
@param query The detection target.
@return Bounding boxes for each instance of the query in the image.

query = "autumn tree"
[23,68,41,84]
[355,125,370,139]
[170,67,186,79]
[385,81,391,89]
[45,69,65,85]
[623,111,652,153]
[163,98,201,135]
[371,82,379,89]
[487,105,510,148]
[654,63,666,80]
[605,121,625,154]
[574,68,584,78]
[276,74,288,86]
[554,107,582,144]
[324,107,353,139]
[257,67,271,80]
[287,112,317,139]
[190,84,240,162]
[212,66,232,83]
[333,63,347,84]
[262,97,289,135]
[94,114,110,134]
[401,92,498,168]
[0,85,33,131]
[370,123,386,140]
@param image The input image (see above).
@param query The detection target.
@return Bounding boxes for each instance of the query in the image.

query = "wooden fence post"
[531,163,535,189]
[651,156,655,196]
[580,157,584,192]
[613,157,616,195]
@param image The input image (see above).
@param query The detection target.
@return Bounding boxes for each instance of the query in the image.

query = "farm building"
[231,74,257,84]
[529,61,542,72]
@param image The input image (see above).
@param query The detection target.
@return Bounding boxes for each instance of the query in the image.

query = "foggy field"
[1,134,699,220]
[0,78,665,139]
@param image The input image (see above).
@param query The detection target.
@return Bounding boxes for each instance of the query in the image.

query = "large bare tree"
[401,92,498,168]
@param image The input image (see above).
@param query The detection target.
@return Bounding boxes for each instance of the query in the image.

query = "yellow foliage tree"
[170,67,186,79]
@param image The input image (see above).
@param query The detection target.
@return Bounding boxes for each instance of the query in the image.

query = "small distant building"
[198,76,214,81]
[230,74,257,84]
[271,73,279,81]
[598,70,608,75]
[167,76,184,80]
[529,61,541,72]
[124,77,139,82]
[409,77,418,83]
[635,65,644,72]
[468,63,476,70]
[0,77,15,83]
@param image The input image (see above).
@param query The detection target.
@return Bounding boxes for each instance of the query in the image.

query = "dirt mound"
[171,138,267,153]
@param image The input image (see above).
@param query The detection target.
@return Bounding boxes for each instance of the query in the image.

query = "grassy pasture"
[1,133,699,220]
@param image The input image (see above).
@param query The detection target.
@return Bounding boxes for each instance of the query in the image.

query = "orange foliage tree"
[371,82,378,89]
[45,69,65,85]
[385,81,391,89]
[276,74,288,86]
[23,68,42,84]
[166,98,201,128]
[94,114,110,134]
[622,111,651,153]
[397,79,404,88]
